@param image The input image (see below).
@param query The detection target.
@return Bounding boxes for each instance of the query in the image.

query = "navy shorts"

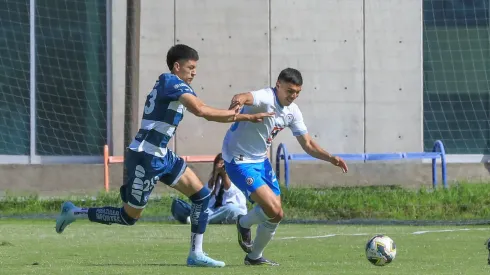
[120,149,187,209]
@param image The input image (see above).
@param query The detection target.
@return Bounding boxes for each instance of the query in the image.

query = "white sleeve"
[289,106,308,137]
[250,89,272,107]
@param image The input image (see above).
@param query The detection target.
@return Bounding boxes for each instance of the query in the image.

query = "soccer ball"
[365,234,396,266]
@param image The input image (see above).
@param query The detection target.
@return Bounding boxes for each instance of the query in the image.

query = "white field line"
[277,228,490,240]
[412,228,489,235]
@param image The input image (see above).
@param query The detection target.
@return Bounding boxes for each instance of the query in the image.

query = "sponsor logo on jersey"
[267,125,284,144]
[131,165,158,204]
[173,83,190,90]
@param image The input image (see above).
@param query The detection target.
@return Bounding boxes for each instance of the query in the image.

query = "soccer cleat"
[485,238,490,264]
[244,255,279,266]
[55,201,77,234]
[236,214,253,253]
[186,252,225,267]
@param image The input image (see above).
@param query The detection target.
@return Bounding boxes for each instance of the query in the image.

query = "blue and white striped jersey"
[128,73,196,157]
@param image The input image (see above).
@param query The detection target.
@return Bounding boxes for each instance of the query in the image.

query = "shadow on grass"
[85,263,243,267]
[85,263,185,267]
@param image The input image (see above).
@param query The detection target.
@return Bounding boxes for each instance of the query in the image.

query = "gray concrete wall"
[364,0,423,153]
[1,163,489,197]
[174,0,270,155]
[110,0,423,157]
[271,0,365,154]
[110,0,127,157]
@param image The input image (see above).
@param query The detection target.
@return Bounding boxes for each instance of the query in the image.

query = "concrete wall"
[110,0,127,157]
[110,0,423,157]
[174,0,270,155]
[271,0,365,154]
[364,0,423,153]
[1,0,488,196]
[1,163,489,197]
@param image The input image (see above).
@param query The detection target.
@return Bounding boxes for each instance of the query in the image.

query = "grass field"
[1,220,490,274]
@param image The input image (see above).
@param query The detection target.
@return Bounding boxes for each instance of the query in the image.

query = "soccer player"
[222,68,349,266]
[54,44,273,268]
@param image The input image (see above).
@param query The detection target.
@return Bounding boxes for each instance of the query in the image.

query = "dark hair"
[213,153,223,166]
[166,44,199,71]
[208,153,224,195]
[277,68,303,86]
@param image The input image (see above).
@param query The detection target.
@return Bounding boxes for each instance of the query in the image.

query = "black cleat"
[485,238,490,265]
[236,214,253,253]
[244,255,279,266]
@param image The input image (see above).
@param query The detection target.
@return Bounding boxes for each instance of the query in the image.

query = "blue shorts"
[121,149,187,209]
[224,159,280,203]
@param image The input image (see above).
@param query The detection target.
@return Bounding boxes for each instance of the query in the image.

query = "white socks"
[238,205,280,260]
[190,233,204,255]
[248,220,279,260]
[239,205,270,228]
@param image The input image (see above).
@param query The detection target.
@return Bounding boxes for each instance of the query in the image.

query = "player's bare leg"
[236,185,281,266]
[173,167,225,267]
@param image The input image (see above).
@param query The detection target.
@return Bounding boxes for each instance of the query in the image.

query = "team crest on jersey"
[246,177,254,185]
[286,114,294,124]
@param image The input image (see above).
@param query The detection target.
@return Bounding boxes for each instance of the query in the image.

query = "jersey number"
[144,89,157,114]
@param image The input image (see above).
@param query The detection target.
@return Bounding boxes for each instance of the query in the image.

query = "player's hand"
[229,100,242,111]
[249,112,275,123]
[330,156,348,173]
[218,167,227,177]
[229,101,243,123]
[216,162,225,173]
[229,95,244,111]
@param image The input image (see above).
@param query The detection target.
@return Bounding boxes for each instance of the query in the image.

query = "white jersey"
[222,87,308,164]
[209,177,248,214]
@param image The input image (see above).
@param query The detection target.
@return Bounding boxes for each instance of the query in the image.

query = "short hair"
[166,44,199,71]
[277,68,303,86]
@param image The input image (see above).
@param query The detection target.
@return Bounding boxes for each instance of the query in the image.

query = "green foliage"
[280,183,490,220]
[2,183,490,221]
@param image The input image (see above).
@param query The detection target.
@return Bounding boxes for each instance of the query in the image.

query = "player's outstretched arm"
[296,133,348,173]
[228,92,254,110]
[179,93,273,123]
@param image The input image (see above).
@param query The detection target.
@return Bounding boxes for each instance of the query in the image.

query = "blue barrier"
[275,140,448,190]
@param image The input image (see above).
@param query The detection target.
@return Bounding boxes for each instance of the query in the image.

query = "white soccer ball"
[365,235,397,266]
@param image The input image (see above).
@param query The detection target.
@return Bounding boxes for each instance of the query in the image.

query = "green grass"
[2,183,490,221]
[281,183,490,220]
[0,220,490,274]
